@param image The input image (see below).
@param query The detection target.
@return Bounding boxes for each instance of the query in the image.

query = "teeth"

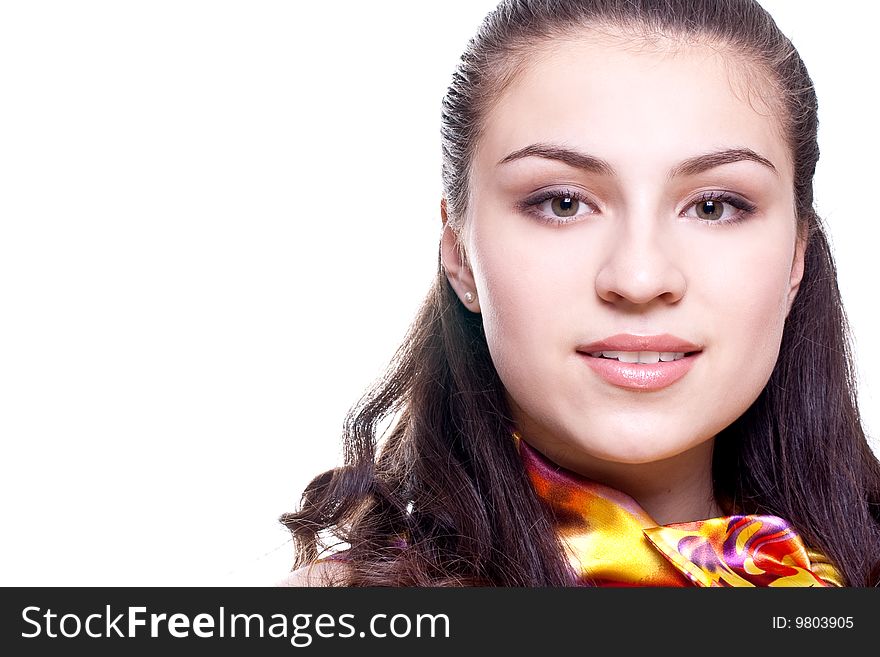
[641,352,662,364]
[588,350,686,363]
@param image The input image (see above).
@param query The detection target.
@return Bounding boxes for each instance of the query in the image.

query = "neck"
[519,433,723,525]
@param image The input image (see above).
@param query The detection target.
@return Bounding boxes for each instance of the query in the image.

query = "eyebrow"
[497,143,779,179]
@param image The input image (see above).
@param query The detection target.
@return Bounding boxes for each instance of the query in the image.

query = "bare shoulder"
[276,559,349,587]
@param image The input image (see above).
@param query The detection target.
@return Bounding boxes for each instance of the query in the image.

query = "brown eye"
[695,199,724,221]
[525,189,595,225]
[551,195,580,217]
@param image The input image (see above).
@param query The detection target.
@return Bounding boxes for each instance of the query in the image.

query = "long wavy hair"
[281,0,880,586]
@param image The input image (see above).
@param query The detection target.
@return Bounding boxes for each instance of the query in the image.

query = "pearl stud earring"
[464,291,475,304]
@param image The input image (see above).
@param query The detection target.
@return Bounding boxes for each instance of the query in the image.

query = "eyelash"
[519,188,758,227]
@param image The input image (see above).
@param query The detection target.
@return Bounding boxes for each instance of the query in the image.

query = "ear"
[440,198,481,313]
[786,230,807,315]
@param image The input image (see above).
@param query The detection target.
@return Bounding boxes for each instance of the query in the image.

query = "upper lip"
[576,333,702,354]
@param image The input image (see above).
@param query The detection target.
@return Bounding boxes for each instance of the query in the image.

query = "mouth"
[577,350,702,391]
[581,350,701,364]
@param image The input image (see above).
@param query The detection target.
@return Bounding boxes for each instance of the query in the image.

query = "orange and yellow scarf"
[513,431,843,587]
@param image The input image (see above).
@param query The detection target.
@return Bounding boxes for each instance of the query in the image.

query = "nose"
[594,218,687,307]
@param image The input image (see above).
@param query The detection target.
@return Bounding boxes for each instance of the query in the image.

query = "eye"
[694,199,725,221]
[546,194,587,218]
[521,188,597,225]
[682,192,757,225]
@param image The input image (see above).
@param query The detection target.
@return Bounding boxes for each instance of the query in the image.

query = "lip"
[576,333,702,354]
[576,333,703,392]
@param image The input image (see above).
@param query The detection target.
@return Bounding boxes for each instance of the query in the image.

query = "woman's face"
[443,35,805,475]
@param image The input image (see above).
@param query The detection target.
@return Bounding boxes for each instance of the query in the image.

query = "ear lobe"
[786,234,807,314]
[439,198,480,313]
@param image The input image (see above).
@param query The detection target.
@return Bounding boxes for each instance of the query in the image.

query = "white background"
[1,1,877,586]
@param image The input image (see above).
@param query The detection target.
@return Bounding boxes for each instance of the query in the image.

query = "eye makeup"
[517,187,758,227]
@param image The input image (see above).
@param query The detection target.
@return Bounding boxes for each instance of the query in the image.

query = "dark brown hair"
[282,0,880,586]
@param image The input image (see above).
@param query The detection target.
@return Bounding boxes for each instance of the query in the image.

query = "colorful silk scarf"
[512,431,844,587]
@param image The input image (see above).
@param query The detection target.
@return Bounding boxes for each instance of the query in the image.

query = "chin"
[581,445,685,465]
[598,449,690,465]
[569,429,706,466]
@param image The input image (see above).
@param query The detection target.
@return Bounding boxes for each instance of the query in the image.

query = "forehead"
[475,34,791,183]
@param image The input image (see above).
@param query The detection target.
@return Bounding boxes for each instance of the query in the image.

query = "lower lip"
[578,352,701,391]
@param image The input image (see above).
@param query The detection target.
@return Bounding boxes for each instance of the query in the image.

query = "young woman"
[280,0,880,587]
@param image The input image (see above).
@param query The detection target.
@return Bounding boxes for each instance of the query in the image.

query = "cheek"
[698,233,793,335]
[689,231,795,405]
[473,230,588,371]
